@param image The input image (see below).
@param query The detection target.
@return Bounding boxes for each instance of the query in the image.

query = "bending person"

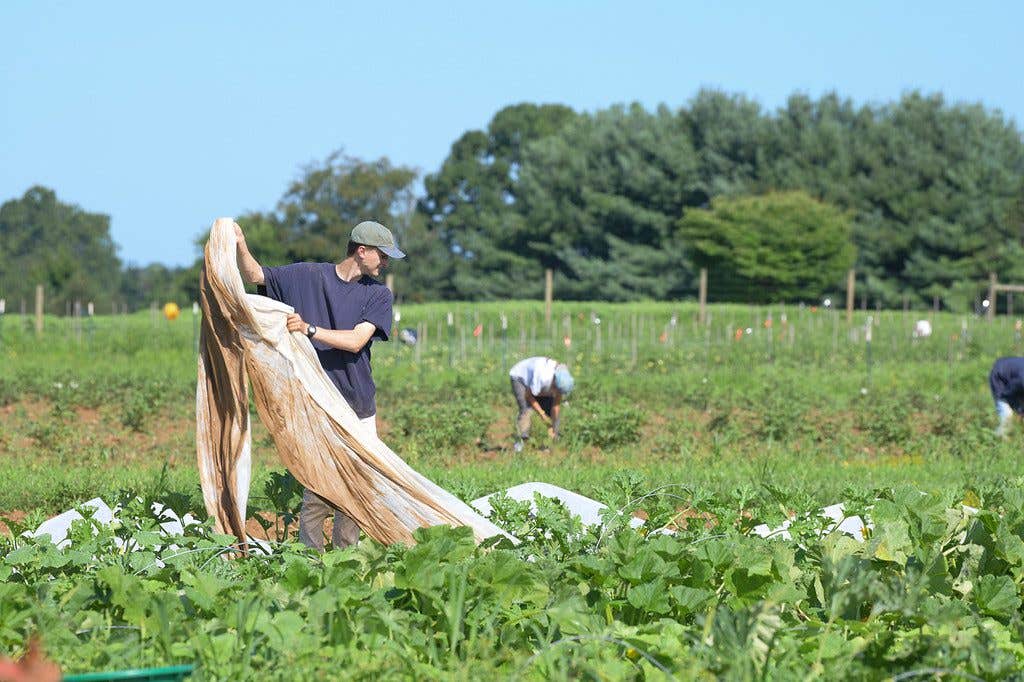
[989,356,1024,436]
[509,356,574,452]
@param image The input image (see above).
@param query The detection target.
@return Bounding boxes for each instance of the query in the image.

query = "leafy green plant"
[0,377,17,407]
[563,397,644,450]
[389,391,493,452]
[857,395,913,447]
[119,387,164,432]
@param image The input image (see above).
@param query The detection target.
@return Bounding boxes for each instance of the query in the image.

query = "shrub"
[564,397,644,449]
[857,395,912,447]
[389,391,493,451]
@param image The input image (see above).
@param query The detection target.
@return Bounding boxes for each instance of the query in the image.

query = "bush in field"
[118,382,168,432]
[389,393,493,451]
[857,395,913,447]
[564,397,643,449]
[0,377,16,407]
[678,191,854,304]
[754,388,809,443]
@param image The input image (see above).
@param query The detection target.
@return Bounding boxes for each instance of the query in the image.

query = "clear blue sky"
[2,1,1021,267]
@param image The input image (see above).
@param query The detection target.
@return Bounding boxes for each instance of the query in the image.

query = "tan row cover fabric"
[196,218,511,549]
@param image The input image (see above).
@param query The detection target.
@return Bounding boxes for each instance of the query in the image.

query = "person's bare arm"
[286,314,376,353]
[526,392,553,426]
[549,397,561,439]
[233,223,265,285]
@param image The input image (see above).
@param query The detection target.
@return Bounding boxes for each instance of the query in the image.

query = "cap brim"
[380,245,405,259]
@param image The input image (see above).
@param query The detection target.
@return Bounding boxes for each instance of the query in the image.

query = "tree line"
[2,89,1022,312]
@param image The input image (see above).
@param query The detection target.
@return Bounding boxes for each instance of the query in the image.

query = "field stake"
[415,321,424,364]
[475,312,482,354]
[85,302,94,346]
[500,313,508,369]
[544,269,553,323]
[460,322,466,364]
[35,284,44,337]
[846,269,855,324]
[631,314,638,368]
[831,309,838,361]
[865,315,873,386]
[698,267,708,325]
[447,311,454,366]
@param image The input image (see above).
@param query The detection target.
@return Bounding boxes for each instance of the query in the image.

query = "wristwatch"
[305,324,317,339]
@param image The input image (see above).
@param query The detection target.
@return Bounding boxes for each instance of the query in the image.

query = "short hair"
[347,241,360,256]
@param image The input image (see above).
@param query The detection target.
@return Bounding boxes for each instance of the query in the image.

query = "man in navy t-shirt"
[233,220,405,550]
[990,357,1024,436]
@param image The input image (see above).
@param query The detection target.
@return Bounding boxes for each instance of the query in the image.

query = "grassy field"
[2,302,1024,678]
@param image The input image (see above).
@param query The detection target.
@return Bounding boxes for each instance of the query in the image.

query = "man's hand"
[286,313,308,335]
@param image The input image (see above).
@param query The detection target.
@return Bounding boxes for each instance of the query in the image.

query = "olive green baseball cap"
[350,220,405,259]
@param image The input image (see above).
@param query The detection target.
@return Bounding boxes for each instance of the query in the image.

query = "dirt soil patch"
[0,509,27,537]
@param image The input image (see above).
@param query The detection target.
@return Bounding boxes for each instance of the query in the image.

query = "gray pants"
[298,414,377,551]
[511,378,557,440]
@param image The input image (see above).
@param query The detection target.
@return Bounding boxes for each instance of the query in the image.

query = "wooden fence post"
[845,269,855,324]
[544,269,553,324]
[699,268,708,325]
[989,272,997,321]
[34,284,44,337]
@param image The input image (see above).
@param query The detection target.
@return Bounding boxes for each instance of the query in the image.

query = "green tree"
[278,151,418,263]
[677,191,855,303]
[515,104,701,300]
[759,92,1024,309]
[0,186,122,313]
[385,210,450,303]
[187,151,443,300]
[682,89,769,202]
[120,263,191,310]
[420,103,577,299]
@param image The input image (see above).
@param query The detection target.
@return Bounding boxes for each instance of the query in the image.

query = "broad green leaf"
[974,575,1021,618]
[627,580,671,614]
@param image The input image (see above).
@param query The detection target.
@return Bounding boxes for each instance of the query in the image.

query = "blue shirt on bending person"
[989,356,1024,436]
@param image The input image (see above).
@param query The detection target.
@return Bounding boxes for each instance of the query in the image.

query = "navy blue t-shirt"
[260,262,393,418]
[989,357,1024,413]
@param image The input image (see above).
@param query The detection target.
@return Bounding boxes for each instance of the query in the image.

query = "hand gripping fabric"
[196,218,512,550]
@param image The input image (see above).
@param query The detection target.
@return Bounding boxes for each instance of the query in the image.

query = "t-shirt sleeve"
[261,263,315,303]
[363,285,394,341]
[261,264,292,302]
